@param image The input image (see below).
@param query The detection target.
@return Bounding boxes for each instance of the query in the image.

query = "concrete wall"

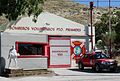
[88,26,95,52]
[0,32,48,74]
[17,58,47,70]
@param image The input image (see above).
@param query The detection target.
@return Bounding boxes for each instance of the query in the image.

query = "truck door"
[89,55,95,66]
[82,54,91,67]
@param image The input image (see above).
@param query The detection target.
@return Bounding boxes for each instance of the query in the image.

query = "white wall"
[88,26,95,52]
[0,32,48,74]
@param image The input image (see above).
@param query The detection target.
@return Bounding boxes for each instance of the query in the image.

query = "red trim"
[17,55,48,58]
[70,38,72,66]
[16,41,48,45]
[49,64,71,68]
[49,37,70,40]
[50,45,70,47]
[48,34,87,37]
[16,41,48,58]
[47,46,50,68]
[45,45,48,57]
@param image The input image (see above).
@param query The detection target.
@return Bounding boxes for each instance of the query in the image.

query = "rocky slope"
[43,0,107,25]
[0,0,110,30]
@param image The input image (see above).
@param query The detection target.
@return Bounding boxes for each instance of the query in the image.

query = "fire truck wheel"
[95,64,101,72]
[78,62,84,70]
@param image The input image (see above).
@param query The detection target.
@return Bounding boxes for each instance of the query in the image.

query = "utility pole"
[90,2,94,51]
[109,0,112,58]
[97,0,99,8]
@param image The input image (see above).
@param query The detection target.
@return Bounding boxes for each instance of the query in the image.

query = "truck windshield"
[94,53,109,59]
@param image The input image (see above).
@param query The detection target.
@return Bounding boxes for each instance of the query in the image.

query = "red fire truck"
[77,51,118,72]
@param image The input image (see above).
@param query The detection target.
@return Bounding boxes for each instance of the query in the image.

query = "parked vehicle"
[77,52,118,72]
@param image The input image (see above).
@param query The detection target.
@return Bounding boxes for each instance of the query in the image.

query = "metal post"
[90,2,94,51]
[97,0,99,8]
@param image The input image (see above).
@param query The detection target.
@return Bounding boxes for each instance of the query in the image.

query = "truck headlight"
[101,61,106,64]
[109,62,114,64]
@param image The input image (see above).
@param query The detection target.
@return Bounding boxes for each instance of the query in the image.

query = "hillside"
[0,0,109,31]
[43,0,108,25]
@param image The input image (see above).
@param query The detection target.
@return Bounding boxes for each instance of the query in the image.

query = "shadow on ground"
[68,66,120,73]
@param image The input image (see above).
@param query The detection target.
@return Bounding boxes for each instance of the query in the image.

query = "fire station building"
[0,12,95,74]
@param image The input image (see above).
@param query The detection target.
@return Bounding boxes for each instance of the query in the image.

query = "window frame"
[16,41,48,58]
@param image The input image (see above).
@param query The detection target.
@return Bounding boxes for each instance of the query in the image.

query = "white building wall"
[0,32,48,74]
[17,58,47,70]
[88,26,95,52]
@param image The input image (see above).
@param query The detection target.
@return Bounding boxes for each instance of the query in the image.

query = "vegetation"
[0,0,45,22]
[94,10,120,56]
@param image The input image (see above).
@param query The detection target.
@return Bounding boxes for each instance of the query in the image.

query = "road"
[0,67,120,81]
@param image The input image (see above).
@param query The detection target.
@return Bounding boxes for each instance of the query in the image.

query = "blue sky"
[74,0,120,7]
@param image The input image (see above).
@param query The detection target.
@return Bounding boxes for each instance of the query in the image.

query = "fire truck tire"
[95,64,101,72]
[78,62,84,70]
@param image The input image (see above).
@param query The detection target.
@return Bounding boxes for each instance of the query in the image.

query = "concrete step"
[5,68,23,74]
[3,73,24,77]
[3,68,54,77]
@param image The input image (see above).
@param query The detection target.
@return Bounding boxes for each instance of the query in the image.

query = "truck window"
[83,54,89,58]
[94,53,101,59]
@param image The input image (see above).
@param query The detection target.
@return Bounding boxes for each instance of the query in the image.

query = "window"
[94,53,109,59]
[83,54,88,59]
[16,42,45,56]
[94,53,101,59]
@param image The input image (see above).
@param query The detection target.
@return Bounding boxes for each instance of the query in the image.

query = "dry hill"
[0,0,108,30]
[43,0,107,25]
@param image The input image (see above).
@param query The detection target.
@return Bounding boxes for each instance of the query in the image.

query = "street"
[1,66,120,81]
